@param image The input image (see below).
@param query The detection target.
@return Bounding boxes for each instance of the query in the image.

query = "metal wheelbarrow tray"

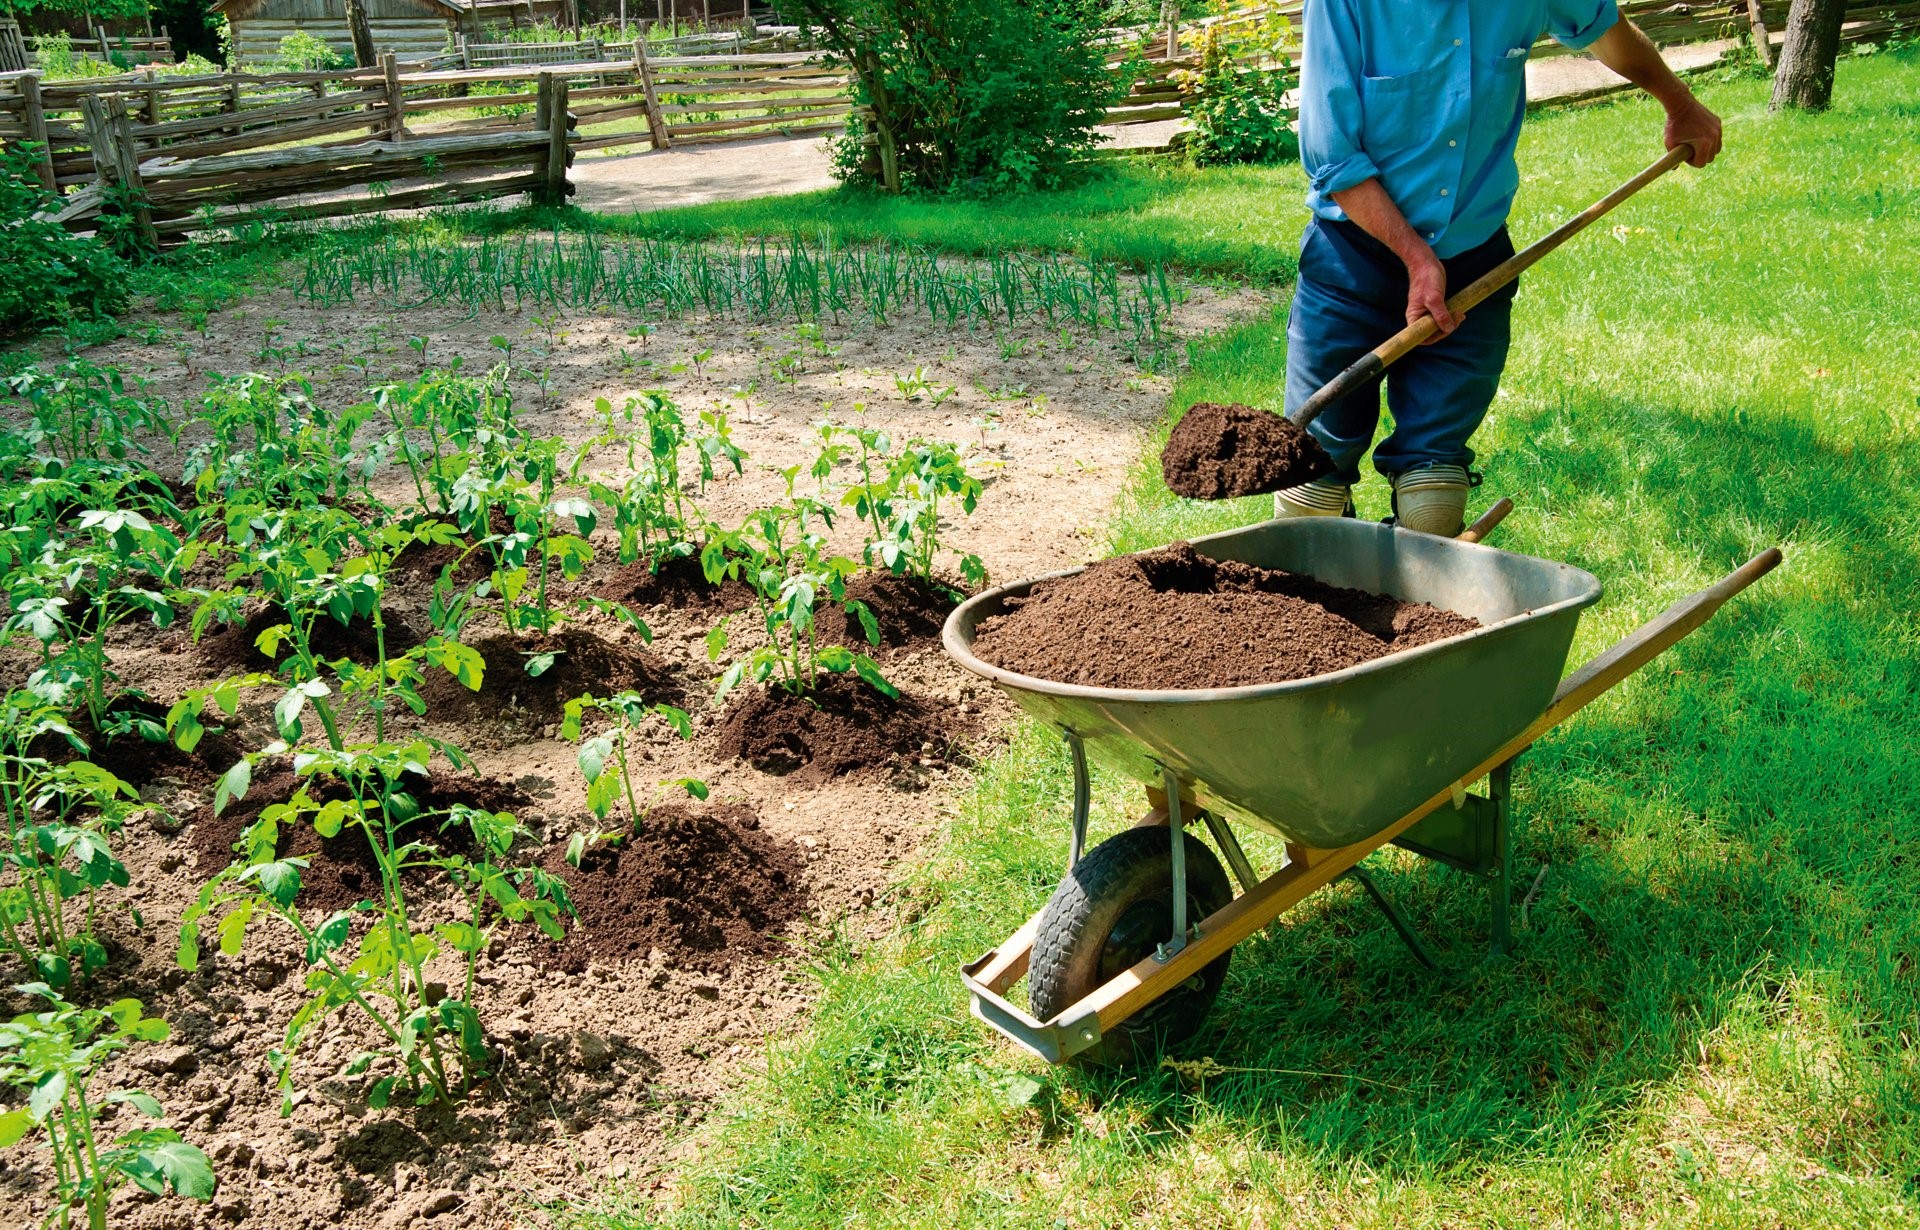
[942,511,1782,1064]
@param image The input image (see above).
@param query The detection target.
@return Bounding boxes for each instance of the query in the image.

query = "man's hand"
[1664,96,1722,167]
[1590,19,1724,168]
[1329,178,1460,342]
[1405,249,1457,341]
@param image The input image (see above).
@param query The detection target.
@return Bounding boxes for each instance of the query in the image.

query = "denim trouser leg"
[1283,218,1518,484]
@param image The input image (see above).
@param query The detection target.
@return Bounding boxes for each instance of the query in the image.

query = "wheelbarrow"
[941,508,1782,1063]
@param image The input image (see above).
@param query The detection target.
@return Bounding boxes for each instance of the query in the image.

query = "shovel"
[1161,143,1699,500]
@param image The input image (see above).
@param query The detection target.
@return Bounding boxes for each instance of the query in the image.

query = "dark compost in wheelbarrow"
[969,542,1479,689]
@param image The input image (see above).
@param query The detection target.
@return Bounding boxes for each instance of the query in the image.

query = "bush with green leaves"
[1174,23,1299,167]
[813,419,988,587]
[0,147,129,339]
[559,693,705,864]
[272,30,349,73]
[703,505,896,702]
[795,0,1130,192]
[0,986,215,1229]
[179,740,570,1110]
[0,693,138,989]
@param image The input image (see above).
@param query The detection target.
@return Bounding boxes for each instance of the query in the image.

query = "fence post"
[20,71,58,193]
[141,64,159,124]
[80,93,157,251]
[632,38,669,149]
[382,51,406,140]
[534,72,572,205]
[1746,0,1776,70]
[227,78,242,137]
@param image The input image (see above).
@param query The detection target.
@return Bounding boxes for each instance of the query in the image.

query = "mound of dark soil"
[715,672,961,787]
[592,553,754,613]
[810,572,962,658]
[1160,402,1336,500]
[191,602,422,673]
[189,763,531,911]
[30,697,248,790]
[542,802,805,973]
[970,541,1479,689]
[419,625,682,721]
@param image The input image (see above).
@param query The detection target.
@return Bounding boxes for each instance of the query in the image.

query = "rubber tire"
[1029,826,1234,1065]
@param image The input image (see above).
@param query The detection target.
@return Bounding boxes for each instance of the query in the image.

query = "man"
[1274,0,1723,535]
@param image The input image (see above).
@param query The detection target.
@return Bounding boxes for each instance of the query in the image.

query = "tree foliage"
[0,146,129,339]
[7,0,150,19]
[787,0,1131,193]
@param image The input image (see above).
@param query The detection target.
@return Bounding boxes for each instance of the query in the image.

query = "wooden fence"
[40,73,575,246]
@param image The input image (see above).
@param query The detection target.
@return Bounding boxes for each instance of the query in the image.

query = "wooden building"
[215,0,462,66]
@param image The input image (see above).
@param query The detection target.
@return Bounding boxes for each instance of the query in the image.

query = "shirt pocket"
[1358,59,1450,153]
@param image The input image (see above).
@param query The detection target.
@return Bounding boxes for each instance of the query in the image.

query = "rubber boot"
[1390,464,1471,537]
[1272,476,1351,520]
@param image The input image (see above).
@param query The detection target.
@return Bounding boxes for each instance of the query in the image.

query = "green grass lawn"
[580,48,1920,1229]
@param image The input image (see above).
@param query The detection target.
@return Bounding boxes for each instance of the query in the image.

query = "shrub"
[795,0,1129,193]
[1175,24,1299,167]
[0,147,129,339]
[273,30,348,73]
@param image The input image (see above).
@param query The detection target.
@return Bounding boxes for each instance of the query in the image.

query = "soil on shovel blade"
[1160,402,1336,499]
[970,541,1479,689]
[541,802,806,973]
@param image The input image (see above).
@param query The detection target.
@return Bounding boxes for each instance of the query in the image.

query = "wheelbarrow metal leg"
[1201,811,1258,893]
[1065,730,1090,873]
[1343,864,1439,971]
[1487,761,1513,955]
[1157,766,1189,961]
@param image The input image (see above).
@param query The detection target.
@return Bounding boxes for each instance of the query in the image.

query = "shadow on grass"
[1068,396,1920,1175]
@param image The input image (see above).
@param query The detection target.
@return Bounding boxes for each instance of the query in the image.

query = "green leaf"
[0,1108,32,1146]
[677,778,708,801]
[213,759,251,816]
[435,921,484,955]
[307,911,352,963]
[253,861,304,908]
[854,654,900,699]
[704,622,729,662]
[848,599,881,646]
[110,1090,165,1118]
[28,1071,67,1120]
[139,1140,217,1200]
[524,651,560,678]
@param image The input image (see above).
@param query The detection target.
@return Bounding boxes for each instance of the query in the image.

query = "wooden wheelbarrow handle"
[1541,546,1783,729]
[1290,143,1697,429]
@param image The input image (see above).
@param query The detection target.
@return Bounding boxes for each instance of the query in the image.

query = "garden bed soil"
[1,273,1268,1229]
[970,541,1480,689]
[809,571,963,657]
[542,802,806,974]
[418,625,685,720]
[1160,401,1335,500]
[32,696,249,791]
[187,764,531,912]
[593,552,757,614]
[715,672,969,787]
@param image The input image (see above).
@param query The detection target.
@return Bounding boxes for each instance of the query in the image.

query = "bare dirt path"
[569,120,1187,214]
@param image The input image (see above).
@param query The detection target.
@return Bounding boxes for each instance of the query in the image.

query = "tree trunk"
[1770,0,1845,111]
[344,0,378,69]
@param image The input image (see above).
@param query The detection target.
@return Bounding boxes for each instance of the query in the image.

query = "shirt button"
[1453,38,1462,46]
[1448,139,1458,147]
[1427,232,1436,239]
[1440,188,1450,196]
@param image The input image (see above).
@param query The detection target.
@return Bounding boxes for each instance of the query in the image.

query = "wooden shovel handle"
[1290,143,1696,429]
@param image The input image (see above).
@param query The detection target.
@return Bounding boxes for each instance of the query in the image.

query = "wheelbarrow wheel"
[1029,826,1233,1065]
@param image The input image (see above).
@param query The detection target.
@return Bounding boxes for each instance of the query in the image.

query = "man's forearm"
[1586,19,1724,165]
[1329,179,1432,266]
[1588,19,1694,107]
[1328,178,1457,334]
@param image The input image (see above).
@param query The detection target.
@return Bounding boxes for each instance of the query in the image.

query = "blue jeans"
[1283,217,1519,485]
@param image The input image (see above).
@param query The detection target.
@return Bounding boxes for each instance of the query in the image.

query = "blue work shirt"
[1299,0,1621,257]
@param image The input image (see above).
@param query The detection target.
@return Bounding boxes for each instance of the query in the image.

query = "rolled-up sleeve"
[1298,0,1378,197]
[1546,0,1620,50]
